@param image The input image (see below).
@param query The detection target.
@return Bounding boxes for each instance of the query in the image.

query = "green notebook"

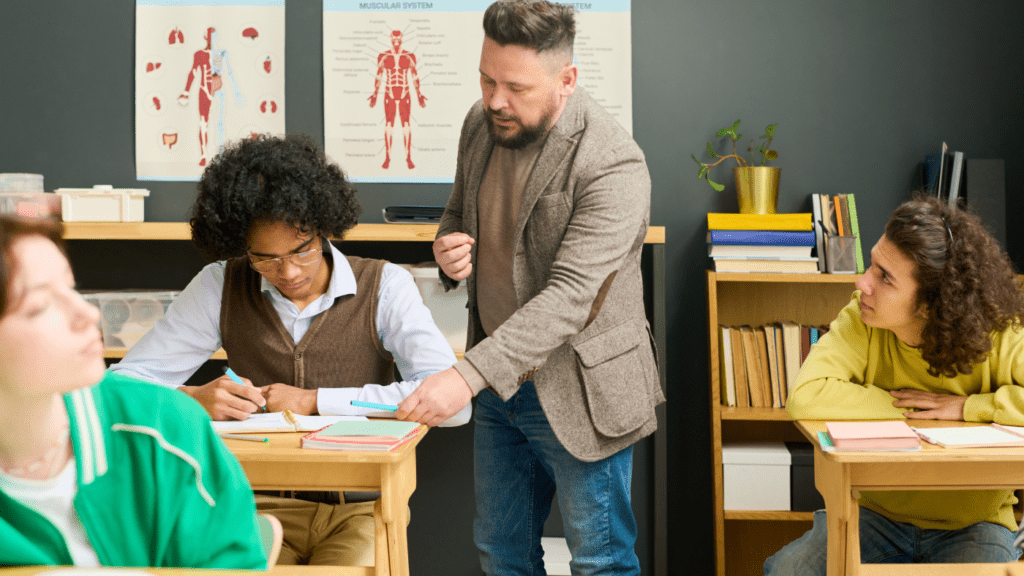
[314,419,420,438]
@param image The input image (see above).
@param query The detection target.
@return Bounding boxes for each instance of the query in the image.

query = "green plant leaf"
[708,178,725,192]
[706,142,717,158]
[698,166,708,179]
[731,119,741,132]
[765,150,778,161]
[756,145,766,154]
[765,124,777,136]
[691,153,702,165]
[715,127,729,137]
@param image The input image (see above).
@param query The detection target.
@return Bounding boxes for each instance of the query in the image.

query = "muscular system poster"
[136,0,285,181]
[323,0,632,183]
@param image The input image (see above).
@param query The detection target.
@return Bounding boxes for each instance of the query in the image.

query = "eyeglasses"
[248,248,323,272]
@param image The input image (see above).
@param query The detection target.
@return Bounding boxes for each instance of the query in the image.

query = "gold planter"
[734,166,781,214]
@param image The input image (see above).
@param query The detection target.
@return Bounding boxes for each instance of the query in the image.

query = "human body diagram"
[368,30,427,169]
[179,27,245,167]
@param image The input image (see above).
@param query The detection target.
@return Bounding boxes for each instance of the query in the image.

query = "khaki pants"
[255,495,375,566]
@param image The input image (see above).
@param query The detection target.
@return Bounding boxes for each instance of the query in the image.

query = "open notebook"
[910,424,1024,448]
[211,412,367,434]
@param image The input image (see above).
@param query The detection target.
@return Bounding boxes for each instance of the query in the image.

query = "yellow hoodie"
[786,292,1024,531]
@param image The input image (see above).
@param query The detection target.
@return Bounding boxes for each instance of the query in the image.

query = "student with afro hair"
[111,133,469,566]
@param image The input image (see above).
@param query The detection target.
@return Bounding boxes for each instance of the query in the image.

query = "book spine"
[846,194,865,273]
[834,196,846,236]
[811,194,826,273]
[707,213,813,231]
[708,230,816,245]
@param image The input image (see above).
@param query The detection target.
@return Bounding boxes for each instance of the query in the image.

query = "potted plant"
[692,120,780,214]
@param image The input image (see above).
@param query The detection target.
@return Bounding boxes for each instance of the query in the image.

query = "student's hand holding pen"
[178,368,267,421]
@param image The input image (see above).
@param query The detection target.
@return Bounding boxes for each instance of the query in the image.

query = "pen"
[224,366,267,411]
[282,409,298,426]
[351,400,399,412]
[218,433,269,443]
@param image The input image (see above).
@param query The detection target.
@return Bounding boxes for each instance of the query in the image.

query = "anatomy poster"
[136,0,285,181]
[323,0,632,183]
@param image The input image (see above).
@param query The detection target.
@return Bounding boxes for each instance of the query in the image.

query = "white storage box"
[0,192,61,218]
[89,290,179,349]
[722,442,791,510]
[55,185,150,222]
[409,263,468,353]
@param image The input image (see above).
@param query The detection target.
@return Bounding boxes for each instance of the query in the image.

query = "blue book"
[810,328,819,345]
[707,230,816,246]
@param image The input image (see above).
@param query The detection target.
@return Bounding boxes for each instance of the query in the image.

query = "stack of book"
[300,420,422,451]
[718,322,830,408]
[707,213,817,273]
[811,194,865,274]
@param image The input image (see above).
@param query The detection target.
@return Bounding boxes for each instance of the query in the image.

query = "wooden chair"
[256,513,284,568]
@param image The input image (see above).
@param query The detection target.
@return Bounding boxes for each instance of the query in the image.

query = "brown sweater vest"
[220,253,395,390]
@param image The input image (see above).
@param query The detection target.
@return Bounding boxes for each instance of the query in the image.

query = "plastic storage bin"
[786,441,826,511]
[722,442,791,510]
[55,185,150,222]
[91,290,179,349]
[409,263,468,353]
[0,173,44,193]
[0,192,62,218]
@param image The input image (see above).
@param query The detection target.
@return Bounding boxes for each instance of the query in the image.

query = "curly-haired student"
[0,215,265,568]
[766,195,1024,573]
[111,133,469,566]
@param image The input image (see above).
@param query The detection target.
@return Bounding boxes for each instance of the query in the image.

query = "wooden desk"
[224,428,427,576]
[0,567,364,575]
[796,420,1024,576]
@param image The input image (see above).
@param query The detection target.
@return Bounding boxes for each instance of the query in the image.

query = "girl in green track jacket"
[0,215,266,568]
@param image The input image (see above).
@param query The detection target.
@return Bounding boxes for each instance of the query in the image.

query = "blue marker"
[351,400,399,412]
[223,366,267,411]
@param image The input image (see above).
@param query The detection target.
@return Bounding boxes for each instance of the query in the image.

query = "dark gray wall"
[3,1,1023,574]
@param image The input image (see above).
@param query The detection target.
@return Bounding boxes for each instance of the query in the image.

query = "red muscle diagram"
[368,30,427,169]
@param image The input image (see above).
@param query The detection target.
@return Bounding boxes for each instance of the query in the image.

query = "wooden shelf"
[64,222,666,244]
[720,407,792,421]
[724,510,814,521]
[105,348,463,361]
[712,272,858,283]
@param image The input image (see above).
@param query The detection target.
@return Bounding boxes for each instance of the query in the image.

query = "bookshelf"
[707,271,856,576]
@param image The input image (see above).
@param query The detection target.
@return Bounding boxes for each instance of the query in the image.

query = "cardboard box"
[55,185,150,222]
[722,442,791,510]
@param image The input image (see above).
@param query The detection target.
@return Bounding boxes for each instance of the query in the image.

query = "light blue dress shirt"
[109,242,469,426]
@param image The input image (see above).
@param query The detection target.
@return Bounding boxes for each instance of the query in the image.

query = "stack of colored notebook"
[707,213,817,273]
[300,419,422,451]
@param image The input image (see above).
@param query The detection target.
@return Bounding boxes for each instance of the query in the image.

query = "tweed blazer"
[438,87,665,461]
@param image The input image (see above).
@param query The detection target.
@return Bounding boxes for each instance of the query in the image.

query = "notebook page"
[911,425,1024,447]
[212,412,366,433]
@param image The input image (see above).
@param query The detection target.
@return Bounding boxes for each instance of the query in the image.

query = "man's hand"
[260,383,318,415]
[396,367,473,427]
[433,233,475,282]
[178,375,266,421]
[418,93,427,107]
[368,94,377,108]
[890,389,968,421]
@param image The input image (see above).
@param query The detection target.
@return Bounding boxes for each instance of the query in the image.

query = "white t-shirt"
[0,458,100,566]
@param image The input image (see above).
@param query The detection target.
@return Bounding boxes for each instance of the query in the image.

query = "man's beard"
[485,108,553,150]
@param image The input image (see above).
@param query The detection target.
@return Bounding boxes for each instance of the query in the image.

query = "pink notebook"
[825,421,921,450]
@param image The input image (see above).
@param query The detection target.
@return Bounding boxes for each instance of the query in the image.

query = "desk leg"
[380,452,417,576]
[815,450,859,576]
[374,499,391,576]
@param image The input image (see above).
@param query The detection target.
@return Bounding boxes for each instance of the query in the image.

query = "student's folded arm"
[964,328,1024,425]
[786,298,905,421]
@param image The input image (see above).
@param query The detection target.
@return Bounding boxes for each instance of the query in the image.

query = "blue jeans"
[764,507,1020,574]
[473,382,640,576]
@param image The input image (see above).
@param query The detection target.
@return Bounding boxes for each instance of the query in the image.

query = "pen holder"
[826,235,857,274]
